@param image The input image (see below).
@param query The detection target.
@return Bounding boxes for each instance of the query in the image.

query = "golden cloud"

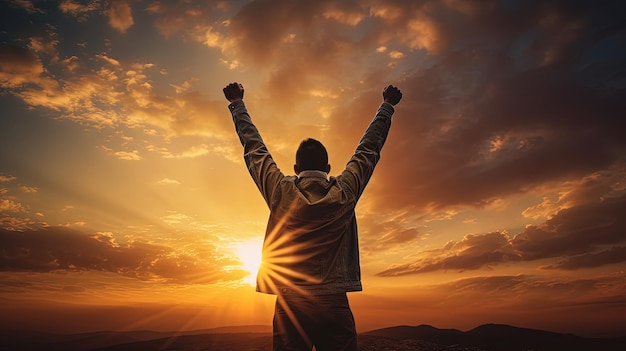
[104,0,134,33]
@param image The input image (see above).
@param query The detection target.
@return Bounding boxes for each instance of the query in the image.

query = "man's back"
[259,170,360,294]
[224,82,402,351]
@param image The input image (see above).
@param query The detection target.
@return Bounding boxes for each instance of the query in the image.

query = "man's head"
[294,138,330,174]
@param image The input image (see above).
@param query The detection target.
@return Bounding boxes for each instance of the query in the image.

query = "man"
[224,82,402,351]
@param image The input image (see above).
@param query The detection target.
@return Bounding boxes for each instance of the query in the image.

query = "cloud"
[511,193,626,261]
[161,211,191,225]
[543,246,626,270]
[96,53,121,67]
[28,33,59,60]
[19,186,38,193]
[0,199,26,213]
[156,178,180,185]
[0,216,47,232]
[0,175,17,182]
[9,0,621,180]
[58,0,99,21]
[0,44,45,88]
[377,231,520,276]
[0,174,48,231]
[113,150,142,161]
[161,144,211,159]
[388,50,404,59]
[2,40,233,140]
[358,212,424,253]
[345,1,626,214]
[145,0,231,39]
[104,0,134,33]
[435,273,626,309]
[322,1,365,26]
[376,169,626,276]
[222,0,380,105]
[10,0,44,14]
[3,46,124,127]
[0,227,246,284]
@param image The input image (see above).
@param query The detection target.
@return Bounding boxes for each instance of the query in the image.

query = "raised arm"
[340,85,402,200]
[225,82,284,207]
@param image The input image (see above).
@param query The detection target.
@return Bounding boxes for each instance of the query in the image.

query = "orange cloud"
[104,0,134,33]
[376,181,626,276]
[1,41,235,142]
[113,150,142,161]
[321,1,366,26]
[19,186,38,193]
[0,175,17,182]
[359,212,424,253]
[145,0,229,39]
[0,199,26,213]
[543,246,626,270]
[59,0,99,21]
[0,44,45,88]
[377,231,519,276]
[0,226,246,284]
[9,0,44,14]
[28,35,59,59]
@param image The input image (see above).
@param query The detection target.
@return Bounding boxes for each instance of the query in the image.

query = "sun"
[235,239,263,286]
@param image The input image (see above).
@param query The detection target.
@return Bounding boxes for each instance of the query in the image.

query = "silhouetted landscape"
[2,324,625,351]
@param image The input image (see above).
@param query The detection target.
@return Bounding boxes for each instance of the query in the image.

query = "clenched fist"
[383,85,402,106]
[223,82,244,102]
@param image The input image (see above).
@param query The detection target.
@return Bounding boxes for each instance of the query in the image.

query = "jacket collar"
[297,170,328,179]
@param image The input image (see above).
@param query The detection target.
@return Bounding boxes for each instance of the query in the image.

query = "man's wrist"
[229,99,245,112]
[381,101,395,109]
[379,101,395,116]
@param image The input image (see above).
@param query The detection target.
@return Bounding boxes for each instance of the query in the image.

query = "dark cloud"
[0,227,246,284]
[377,179,626,276]
[358,214,424,253]
[377,231,520,276]
[226,0,394,109]
[104,0,134,33]
[228,0,347,65]
[352,0,626,212]
[0,43,44,87]
[436,273,626,308]
[511,194,626,260]
[543,246,626,270]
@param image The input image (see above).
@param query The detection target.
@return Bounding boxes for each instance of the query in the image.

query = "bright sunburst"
[235,239,263,286]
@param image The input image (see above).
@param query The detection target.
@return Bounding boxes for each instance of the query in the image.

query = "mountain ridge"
[3,323,625,351]
[364,323,626,351]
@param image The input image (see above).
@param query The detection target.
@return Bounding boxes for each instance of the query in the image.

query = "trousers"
[272,293,357,351]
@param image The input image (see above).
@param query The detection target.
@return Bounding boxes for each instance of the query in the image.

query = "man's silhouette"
[224,82,402,351]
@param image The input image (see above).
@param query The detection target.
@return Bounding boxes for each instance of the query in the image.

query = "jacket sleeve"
[229,100,284,207]
[340,102,395,200]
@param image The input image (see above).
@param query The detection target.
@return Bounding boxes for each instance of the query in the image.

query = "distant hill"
[0,325,270,351]
[2,324,625,351]
[364,323,626,351]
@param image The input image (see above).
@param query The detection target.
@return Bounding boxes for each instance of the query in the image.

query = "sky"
[1,0,625,338]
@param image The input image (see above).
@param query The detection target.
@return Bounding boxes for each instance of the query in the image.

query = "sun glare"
[235,239,263,286]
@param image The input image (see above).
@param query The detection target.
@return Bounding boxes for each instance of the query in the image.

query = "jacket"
[229,99,395,295]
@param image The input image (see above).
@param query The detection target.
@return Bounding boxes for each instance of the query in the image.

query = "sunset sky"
[1,0,625,338]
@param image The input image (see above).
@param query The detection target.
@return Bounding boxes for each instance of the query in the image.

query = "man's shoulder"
[281,175,298,183]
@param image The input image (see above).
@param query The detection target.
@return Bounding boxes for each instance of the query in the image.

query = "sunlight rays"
[235,238,263,286]
[255,210,329,295]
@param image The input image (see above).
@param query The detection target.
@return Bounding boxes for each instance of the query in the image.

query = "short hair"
[295,138,328,172]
